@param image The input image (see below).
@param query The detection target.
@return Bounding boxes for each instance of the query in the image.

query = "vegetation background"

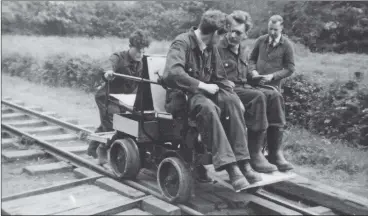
[1,1,368,192]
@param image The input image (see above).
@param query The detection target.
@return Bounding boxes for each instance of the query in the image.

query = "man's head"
[268,15,283,40]
[225,10,252,46]
[128,29,151,61]
[198,10,227,46]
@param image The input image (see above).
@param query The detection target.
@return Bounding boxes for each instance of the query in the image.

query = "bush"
[2,53,105,92]
[283,74,368,147]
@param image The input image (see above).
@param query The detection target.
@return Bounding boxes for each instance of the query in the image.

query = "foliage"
[283,74,368,147]
[283,1,368,53]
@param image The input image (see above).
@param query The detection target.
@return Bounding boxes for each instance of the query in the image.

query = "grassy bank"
[3,35,367,85]
[2,74,368,197]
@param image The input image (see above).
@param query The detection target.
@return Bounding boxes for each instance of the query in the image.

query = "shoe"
[267,127,294,171]
[238,160,262,184]
[225,163,249,192]
[248,130,278,173]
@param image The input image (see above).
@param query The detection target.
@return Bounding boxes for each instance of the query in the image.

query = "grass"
[2,34,368,85]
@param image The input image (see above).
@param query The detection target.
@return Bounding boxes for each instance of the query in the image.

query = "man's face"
[129,46,146,61]
[226,21,247,46]
[268,21,283,39]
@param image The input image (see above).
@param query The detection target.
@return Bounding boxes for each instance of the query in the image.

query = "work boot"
[238,160,262,184]
[248,130,278,173]
[267,127,294,171]
[87,140,99,158]
[195,164,213,183]
[225,163,249,192]
[97,144,108,165]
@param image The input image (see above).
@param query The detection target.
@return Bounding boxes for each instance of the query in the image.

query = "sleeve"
[272,40,296,80]
[162,39,200,93]
[101,53,120,82]
[248,37,261,72]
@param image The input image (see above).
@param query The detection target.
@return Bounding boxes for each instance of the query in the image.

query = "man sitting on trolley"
[87,29,152,158]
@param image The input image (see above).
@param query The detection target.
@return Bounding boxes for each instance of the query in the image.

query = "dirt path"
[2,74,368,198]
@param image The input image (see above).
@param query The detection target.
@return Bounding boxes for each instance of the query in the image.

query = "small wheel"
[108,138,141,179]
[157,157,193,203]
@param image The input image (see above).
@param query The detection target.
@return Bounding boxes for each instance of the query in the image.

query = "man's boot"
[195,164,213,183]
[267,127,294,171]
[238,160,262,184]
[248,130,278,173]
[225,163,249,192]
[87,141,99,158]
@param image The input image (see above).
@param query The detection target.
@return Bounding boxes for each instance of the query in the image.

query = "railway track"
[2,98,368,215]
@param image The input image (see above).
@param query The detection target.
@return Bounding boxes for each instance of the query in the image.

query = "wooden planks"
[267,175,368,215]
[95,178,146,199]
[24,161,74,175]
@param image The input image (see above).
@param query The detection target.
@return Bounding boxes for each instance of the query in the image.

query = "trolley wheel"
[157,157,193,203]
[108,138,141,179]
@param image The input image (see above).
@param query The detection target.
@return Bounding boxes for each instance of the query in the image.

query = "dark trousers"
[188,88,249,171]
[95,86,122,132]
[234,85,286,132]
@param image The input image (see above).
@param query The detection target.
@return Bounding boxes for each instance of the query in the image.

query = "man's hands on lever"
[104,70,115,81]
[199,82,220,95]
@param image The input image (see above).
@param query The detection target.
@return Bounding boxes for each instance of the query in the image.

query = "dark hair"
[199,10,227,35]
[269,15,284,26]
[226,10,253,33]
[129,29,151,49]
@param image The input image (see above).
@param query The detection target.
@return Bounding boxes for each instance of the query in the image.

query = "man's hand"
[251,70,260,77]
[199,82,220,95]
[259,74,274,85]
[104,70,114,81]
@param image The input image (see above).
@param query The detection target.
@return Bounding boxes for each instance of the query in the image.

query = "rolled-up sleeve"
[163,40,200,93]
[273,40,295,80]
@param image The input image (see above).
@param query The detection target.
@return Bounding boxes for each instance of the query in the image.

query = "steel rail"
[1,122,202,216]
[2,100,91,134]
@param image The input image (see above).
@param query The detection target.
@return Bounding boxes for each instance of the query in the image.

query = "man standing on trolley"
[162,10,262,192]
[217,12,294,173]
[87,30,151,158]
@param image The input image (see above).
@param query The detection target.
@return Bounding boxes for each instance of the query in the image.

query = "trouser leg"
[257,88,286,128]
[188,93,236,171]
[234,86,268,131]
[216,89,250,161]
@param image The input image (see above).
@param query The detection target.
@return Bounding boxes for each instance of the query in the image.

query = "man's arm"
[101,54,120,82]
[162,39,200,93]
[248,37,261,75]
[271,40,295,81]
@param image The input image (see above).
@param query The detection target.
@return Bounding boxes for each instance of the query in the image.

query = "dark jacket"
[96,50,142,98]
[162,27,232,116]
[217,36,252,86]
[249,34,295,89]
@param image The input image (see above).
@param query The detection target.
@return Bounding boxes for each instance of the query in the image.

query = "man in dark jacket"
[218,12,294,172]
[163,10,261,192]
[249,15,295,171]
[87,30,151,158]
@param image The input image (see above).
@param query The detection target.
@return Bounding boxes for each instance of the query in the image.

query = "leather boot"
[87,141,99,158]
[225,163,249,192]
[267,127,294,171]
[248,130,278,173]
[195,164,213,183]
[238,160,262,184]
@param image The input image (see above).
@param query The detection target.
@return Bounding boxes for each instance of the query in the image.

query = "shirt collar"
[194,28,207,52]
[269,34,282,45]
